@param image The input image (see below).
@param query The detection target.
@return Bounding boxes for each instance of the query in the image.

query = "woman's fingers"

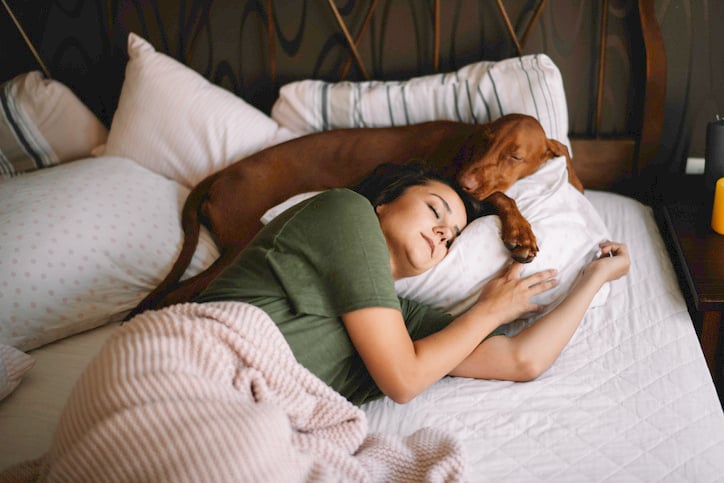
[524,268,558,288]
[599,241,627,258]
[529,276,559,293]
[591,241,631,281]
[476,262,559,321]
[504,261,556,285]
[505,260,525,279]
[502,262,558,295]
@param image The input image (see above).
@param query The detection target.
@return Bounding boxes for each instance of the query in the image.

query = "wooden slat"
[339,0,379,80]
[595,0,608,134]
[519,0,547,49]
[266,0,276,85]
[1,0,51,78]
[494,0,523,55]
[433,0,440,72]
[636,0,667,175]
[326,0,370,80]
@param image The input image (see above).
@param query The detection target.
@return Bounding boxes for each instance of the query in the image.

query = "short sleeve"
[267,189,401,317]
[400,298,454,339]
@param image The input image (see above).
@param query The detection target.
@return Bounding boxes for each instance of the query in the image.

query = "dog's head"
[451,113,569,200]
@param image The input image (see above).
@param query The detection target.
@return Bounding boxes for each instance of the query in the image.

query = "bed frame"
[3,0,665,198]
[8,3,724,480]
[276,0,666,196]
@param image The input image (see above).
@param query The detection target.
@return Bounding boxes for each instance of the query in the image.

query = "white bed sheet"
[362,190,724,481]
[0,323,118,468]
[1,191,723,480]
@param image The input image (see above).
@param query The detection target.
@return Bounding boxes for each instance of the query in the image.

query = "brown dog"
[128,113,583,317]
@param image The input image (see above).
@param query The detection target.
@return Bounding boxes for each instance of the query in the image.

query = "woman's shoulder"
[264,188,374,236]
[316,188,368,204]
[307,188,373,215]
[266,188,377,239]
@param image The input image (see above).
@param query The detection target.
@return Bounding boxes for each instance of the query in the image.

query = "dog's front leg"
[482,192,538,263]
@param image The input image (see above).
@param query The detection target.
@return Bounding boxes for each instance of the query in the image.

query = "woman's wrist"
[579,263,610,288]
[466,298,510,331]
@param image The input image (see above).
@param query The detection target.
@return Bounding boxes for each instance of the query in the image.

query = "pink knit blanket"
[9,302,465,482]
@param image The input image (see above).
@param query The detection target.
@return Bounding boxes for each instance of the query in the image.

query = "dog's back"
[128,114,576,318]
[127,121,473,317]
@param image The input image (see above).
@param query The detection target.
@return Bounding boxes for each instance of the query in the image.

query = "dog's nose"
[457,174,478,193]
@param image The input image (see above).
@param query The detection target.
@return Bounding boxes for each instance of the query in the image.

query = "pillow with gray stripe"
[0,71,108,178]
[270,54,571,155]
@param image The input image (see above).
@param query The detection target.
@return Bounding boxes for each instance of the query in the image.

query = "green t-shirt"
[196,189,453,405]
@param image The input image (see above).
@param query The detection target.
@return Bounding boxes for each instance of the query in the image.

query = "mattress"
[1,191,723,480]
[363,190,724,481]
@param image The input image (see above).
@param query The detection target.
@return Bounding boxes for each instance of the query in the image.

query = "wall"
[657,0,724,173]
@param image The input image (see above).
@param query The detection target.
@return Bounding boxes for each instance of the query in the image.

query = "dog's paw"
[507,243,538,263]
[486,192,539,263]
[503,230,538,263]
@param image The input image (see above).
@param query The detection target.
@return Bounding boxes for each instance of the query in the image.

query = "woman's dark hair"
[353,162,482,224]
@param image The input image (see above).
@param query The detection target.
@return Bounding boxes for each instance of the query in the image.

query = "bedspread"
[3,302,464,482]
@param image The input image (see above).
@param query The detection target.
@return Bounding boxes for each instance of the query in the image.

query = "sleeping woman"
[195,163,630,405]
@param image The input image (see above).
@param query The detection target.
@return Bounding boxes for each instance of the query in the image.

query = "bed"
[1,0,723,480]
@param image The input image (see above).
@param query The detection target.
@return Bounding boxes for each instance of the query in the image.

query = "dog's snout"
[457,173,478,193]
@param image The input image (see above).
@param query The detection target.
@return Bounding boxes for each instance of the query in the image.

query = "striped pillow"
[0,71,108,178]
[271,54,571,153]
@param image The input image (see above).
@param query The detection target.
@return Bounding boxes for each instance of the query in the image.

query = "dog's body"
[129,113,583,317]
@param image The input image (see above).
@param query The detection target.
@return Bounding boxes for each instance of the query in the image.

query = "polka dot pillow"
[0,156,219,351]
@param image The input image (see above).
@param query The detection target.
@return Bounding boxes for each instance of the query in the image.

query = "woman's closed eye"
[427,193,462,250]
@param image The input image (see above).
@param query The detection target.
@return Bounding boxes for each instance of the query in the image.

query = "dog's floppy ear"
[452,128,493,165]
[437,128,486,179]
[450,133,475,169]
[546,138,570,160]
[547,138,584,193]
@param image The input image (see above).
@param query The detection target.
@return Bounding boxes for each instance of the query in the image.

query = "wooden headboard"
[1,0,665,198]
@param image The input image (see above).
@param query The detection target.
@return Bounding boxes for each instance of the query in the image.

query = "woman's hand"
[583,241,630,283]
[472,262,559,323]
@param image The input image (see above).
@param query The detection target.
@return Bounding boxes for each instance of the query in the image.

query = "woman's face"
[376,180,468,279]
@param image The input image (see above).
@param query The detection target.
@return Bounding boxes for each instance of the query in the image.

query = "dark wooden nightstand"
[658,193,724,395]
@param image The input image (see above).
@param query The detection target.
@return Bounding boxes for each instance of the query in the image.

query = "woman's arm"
[342,264,559,403]
[450,241,631,381]
[344,241,629,403]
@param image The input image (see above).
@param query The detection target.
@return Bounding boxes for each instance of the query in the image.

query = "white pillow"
[261,158,610,320]
[268,53,608,320]
[0,344,34,401]
[102,33,296,188]
[271,54,570,154]
[0,156,219,351]
[395,156,610,318]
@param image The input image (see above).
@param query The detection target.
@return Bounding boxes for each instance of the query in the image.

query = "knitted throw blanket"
[7,302,465,482]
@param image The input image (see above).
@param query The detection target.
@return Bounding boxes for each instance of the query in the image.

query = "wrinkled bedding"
[2,191,723,482]
[362,191,724,481]
[3,302,464,482]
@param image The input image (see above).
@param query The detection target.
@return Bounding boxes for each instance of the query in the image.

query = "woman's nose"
[434,225,452,244]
